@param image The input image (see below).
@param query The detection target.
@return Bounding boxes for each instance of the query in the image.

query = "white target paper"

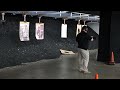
[76,24,82,36]
[61,24,67,38]
[19,21,30,41]
[35,23,44,40]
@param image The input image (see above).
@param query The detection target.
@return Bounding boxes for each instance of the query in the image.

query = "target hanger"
[38,16,42,23]
[13,13,16,15]
[63,17,68,24]
[64,19,66,24]
[23,14,27,22]
[95,17,97,21]
[78,19,81,25]
[60,11,61,17]
[71,12,72,17]
[84,21,86,25]
[78,14,82,25]
[39,17,41,23]
[79,13,82,18]
[21,11,28,22]
[88,15,90,21]
[2,13,5,21]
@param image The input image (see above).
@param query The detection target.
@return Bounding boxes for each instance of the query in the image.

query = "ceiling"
[1,11,100,22]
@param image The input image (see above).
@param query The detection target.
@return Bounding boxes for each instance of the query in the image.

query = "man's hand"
[91,36,94,41]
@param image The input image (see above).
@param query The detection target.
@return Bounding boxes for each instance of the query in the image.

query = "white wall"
[87,22,99,35]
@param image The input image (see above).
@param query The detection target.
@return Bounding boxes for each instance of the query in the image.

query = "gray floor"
[0,49,120,79]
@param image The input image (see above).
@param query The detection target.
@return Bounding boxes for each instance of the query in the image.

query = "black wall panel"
[110,11,120,63]
[97,11,111,62]
[0,14,98,68]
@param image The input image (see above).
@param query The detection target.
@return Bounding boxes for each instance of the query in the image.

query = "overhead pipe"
[46,11,68,15]
[0,11,100,23]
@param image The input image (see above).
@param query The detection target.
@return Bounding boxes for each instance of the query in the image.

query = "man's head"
[81,26,88,33]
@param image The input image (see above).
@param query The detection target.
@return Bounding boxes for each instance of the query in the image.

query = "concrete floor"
[0,49,120,79]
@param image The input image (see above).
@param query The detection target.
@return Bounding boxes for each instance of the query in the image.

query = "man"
[76,26,96,74]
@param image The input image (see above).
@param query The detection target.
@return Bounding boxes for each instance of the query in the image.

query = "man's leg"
[80,49,90,73]
[83,50,89,72]
[78,48,84,71]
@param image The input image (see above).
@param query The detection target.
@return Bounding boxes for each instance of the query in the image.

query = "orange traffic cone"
[108,52,115,65]
[95,73,99,79]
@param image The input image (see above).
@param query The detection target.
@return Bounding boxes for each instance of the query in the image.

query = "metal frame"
[2,11,100,22]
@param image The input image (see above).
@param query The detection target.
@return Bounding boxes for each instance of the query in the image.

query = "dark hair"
[81,26,88,31]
